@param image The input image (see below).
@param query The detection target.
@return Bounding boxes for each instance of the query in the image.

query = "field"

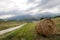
[0,21,24,30]
[0,18,60,40]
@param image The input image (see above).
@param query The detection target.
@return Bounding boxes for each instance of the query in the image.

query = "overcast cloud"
[0,0,60,19]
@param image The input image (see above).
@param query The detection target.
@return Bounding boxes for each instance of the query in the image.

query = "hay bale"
[35,18,57,37]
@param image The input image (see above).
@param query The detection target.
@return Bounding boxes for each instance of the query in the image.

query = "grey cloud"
[27,0,35,3]
[41,0,60,9]
[0,0,60,17]
[40,0,51,6]
[27,0,60,11]
[0,10,29,16]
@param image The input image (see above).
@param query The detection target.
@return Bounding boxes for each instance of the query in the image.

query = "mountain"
[3,12,60,21]
[32,12,57,19]
[5,14,37,21]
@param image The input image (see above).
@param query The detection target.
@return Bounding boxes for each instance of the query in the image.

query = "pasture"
[0,21,24,30]
[0,18,60,40]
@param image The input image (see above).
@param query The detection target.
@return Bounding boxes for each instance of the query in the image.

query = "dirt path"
[0,23,27,35]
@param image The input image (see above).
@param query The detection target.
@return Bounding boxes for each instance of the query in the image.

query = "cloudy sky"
[0,0,60,19]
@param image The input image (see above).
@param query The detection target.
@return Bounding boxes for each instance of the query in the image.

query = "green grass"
[0,21,24,30]
[0,23,36,40]
[52,18,60,32]
[0,18,60,40]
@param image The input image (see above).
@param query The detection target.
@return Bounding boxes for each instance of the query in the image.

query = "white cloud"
[0,0,29,11]
[0,0,60,19]
[0,15,15,19]
[0,0,41,11]
[0,0,60,12]
[0,0,16,11]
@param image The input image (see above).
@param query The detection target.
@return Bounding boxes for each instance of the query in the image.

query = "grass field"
[0,21,24,30]
[0,18,60,40]
[53,18,60,32]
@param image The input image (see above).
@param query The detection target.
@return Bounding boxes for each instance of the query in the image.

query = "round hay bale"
[35,18,57,37]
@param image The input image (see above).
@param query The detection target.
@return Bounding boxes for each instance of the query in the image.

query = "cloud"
[0,0,60,19]
[40,5,60,13]
[27,0,35,3]
[0,15,15,19]
[0,0,16,11]
[40,0,60,9]
[0,0,60,12]
[0,0,29,11]
[27,0,60,13]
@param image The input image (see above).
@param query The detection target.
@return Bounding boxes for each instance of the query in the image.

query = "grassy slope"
[0,18,60,40]
[0,21,23,30]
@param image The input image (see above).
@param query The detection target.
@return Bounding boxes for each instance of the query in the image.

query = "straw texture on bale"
[35,18,57,37]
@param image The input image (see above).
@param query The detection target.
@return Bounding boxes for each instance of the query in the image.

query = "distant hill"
[1,12,60,21]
